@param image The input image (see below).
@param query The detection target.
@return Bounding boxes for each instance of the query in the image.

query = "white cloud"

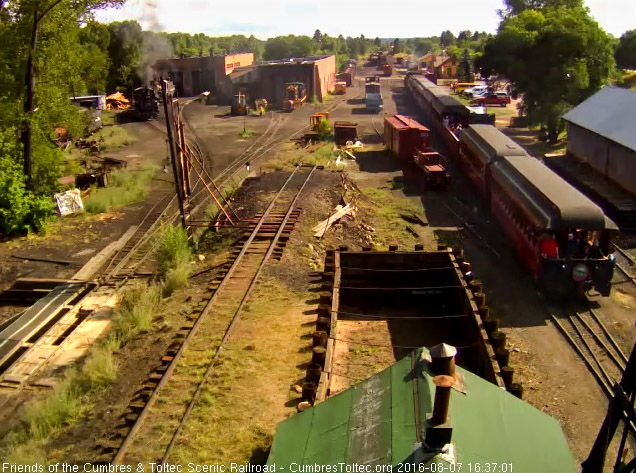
[95,0,635,38]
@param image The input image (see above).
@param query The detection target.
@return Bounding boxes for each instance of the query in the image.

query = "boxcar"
[384,115,430,161]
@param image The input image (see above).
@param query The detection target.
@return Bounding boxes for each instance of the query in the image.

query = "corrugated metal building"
[563,86,636,197]
[267,346,577,472]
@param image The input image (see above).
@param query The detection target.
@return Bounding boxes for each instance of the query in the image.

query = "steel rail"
[110,166,305,465]
[161,165,317,461]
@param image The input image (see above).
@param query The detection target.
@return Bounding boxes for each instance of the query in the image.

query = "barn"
[563,86,636,197]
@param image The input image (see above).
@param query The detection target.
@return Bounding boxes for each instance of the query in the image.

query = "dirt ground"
[2,68,635,469]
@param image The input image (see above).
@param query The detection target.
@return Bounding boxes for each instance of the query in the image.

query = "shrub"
[157,226,193,296]
[112,284,161,342]
[83,165,156,214]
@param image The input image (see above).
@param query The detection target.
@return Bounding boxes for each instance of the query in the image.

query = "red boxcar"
[384,115,430,161]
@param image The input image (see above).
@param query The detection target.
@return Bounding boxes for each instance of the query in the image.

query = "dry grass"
[357,183,425,249]
[159,277,313,464]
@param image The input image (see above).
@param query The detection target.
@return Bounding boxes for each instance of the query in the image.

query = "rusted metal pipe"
[432,375,455,425]
[430,343,457,376]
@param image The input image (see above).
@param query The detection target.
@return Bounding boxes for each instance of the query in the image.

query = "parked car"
[463,85,488,98]
[471,92,511,107]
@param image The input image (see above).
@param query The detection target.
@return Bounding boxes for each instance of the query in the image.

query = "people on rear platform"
[540,234,559,259]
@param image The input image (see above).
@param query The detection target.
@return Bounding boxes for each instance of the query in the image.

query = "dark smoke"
[138,0,173,85]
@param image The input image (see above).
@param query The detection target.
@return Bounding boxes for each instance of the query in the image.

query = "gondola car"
[458,125,617,297]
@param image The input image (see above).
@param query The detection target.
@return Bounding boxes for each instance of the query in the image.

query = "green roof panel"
[268,348,578,473]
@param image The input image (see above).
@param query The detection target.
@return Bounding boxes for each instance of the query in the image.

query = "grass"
[92,125,137,149]
[83,165,157,214]
[2,282,162,461]
[357,182,425,249]
[263,143,343,172]
[239,128,257,139]
[156,226,193,296]
[161,277,311,463]
[349,346,381,355]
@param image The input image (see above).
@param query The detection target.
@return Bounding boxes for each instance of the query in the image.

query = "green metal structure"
[268,347,577,472]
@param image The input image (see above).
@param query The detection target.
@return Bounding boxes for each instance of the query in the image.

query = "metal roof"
[563,86,636,152]
[492,156,618,230]
[268,347,577,472]
[432,95,469,116]
[461,125,528,164]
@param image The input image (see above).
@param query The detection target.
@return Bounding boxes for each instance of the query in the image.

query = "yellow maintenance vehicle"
[334,81,347,95]
[304,112,330,143]
[282,82,307,112]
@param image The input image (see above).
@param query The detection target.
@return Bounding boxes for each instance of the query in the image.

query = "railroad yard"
[2,58,636,472]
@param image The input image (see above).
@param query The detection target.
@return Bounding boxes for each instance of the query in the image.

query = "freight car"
[384,115,430,161]
[405,74,617,297]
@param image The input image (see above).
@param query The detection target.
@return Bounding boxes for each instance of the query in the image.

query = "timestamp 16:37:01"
[397,463,513,473]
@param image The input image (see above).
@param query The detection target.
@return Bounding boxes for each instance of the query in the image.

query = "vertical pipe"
[432,375,455,425]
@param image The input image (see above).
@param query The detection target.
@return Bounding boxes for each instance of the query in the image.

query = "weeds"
[112,284,161,342]
[84,165,157,214]
[2,282,162,459]
[156,226,193,296]
[239,128,257,139]
[92,125,137,149]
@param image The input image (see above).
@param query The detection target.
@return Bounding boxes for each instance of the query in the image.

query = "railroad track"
[101,165,317,464]
[549,303,628,398]
[612,243,636,287]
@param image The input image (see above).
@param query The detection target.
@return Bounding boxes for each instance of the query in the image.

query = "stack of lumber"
[313,204,356,237]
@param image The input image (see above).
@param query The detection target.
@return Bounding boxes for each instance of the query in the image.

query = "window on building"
[234,62,240,67]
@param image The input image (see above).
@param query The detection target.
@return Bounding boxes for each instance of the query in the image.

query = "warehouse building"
[153,53,336,106]
[563,86,636,197]
[252,55,336,105]
[153,51,254,97]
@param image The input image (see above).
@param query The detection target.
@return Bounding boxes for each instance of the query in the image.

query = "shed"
[267,347,577,472]
[563,86,636,197]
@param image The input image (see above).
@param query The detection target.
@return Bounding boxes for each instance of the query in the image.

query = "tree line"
[1,0,636,235]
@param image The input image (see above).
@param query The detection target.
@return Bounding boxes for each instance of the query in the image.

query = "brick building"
[153,51,254,97]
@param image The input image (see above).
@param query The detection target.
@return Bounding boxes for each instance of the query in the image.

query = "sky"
[95,0,636,38]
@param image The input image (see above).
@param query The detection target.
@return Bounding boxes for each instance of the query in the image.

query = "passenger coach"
[459,126,617,297]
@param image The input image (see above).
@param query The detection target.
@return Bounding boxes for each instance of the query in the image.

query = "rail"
[109,165,317,464]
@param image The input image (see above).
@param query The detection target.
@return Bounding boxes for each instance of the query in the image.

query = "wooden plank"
[72,225,138,281]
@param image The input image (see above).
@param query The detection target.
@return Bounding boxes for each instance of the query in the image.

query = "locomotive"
[405,73,617,297]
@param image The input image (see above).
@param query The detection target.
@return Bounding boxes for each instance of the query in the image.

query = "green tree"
[458,49,474,81]
[107,20,143,91]
[615,30,636,70]
[392,38,403,53]
[458,30,472,43]
[500,0,583,17]
[483,6,614,141]
[374,37,381,47]
[313,29,322,43]
[440,30,455,47]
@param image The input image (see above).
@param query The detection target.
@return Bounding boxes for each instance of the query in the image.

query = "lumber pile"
[106,92,130,110]
[313,204,356,237]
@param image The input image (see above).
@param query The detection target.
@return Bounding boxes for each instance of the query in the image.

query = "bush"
[157,226,193,296]
[112,284,161,342]
[0,142,56,235]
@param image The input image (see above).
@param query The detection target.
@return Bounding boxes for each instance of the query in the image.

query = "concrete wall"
[567,121,636,196]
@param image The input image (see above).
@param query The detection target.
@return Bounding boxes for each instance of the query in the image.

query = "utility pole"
[161,79,189,232]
